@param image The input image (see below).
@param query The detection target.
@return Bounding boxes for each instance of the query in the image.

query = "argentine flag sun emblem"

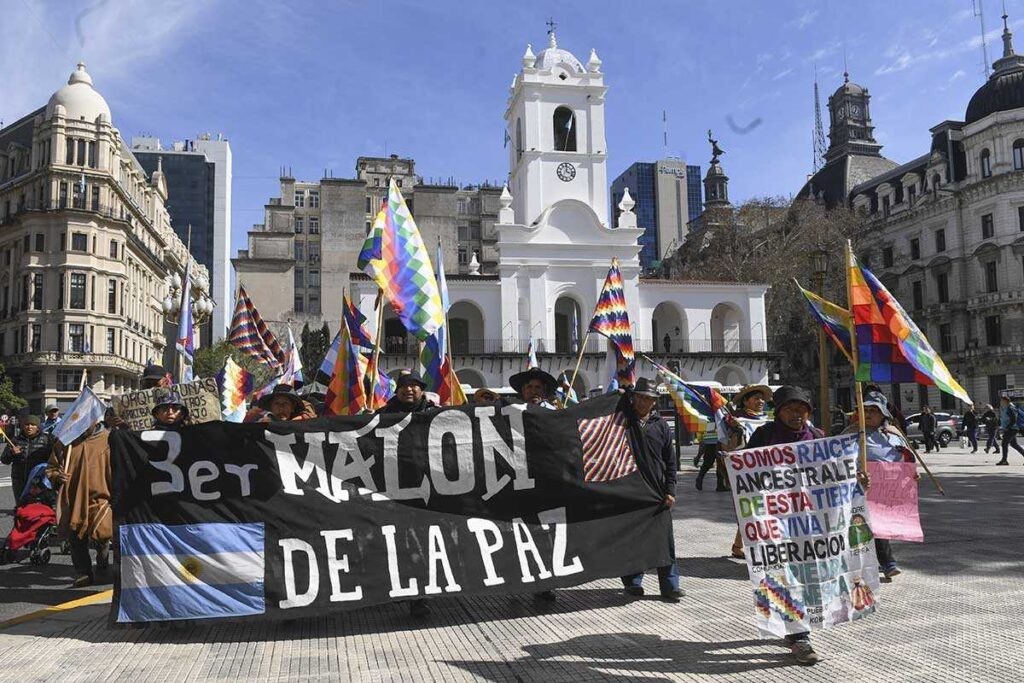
[117,522,265,622]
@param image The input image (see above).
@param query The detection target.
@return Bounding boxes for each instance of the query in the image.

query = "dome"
[46,63,111,122]
[965,65,1024,124]
[832,73,865,98]
[533,33,584,74]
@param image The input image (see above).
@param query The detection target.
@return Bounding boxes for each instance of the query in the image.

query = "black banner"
[110,394,672,623]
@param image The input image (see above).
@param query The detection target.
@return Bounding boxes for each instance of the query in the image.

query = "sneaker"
[72,574,94,588]
[409,599,431,618]
[997,460,1009,466]
[790,640,821,665]
[535,590,557,602]
[660,589,685,603]
[883,566,902,579]
[623,586,644,597]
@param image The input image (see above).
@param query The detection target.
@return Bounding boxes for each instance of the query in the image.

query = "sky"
[1,0,1018,262]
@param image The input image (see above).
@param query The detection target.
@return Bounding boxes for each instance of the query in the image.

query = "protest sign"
[866,461,923,542]
[112,378,221,430]
[727,434,880,636]
[108,394,672,624]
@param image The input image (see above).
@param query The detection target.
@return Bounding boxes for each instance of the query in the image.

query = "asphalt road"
[0,474,112,622]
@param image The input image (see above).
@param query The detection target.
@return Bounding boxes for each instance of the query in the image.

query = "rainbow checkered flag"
[343,293,375,351]
[588,258,635,384]
[648,358,728,436]
[357,179,445,340]
[795,280,853,363]
[323,325,367,416]
[228,284,285,370]
[217,356,254,423]
[848,246,970,403]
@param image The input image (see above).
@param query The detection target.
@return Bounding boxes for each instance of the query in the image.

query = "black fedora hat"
[509,368,557,396]
[632,377,660,397]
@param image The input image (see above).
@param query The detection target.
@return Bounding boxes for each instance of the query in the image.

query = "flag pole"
[78,367,88,392]
[367,291,385,410]
[565,330,591,408]
[845,240,869,483]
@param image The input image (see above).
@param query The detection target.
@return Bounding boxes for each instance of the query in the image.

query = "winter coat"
[962,411,979,431]
[918,412,936,434]
[2,431,55,497]
[45,427,112,542]
[635,410,677,496]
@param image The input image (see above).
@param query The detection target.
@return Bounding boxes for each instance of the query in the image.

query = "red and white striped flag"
[577,411,637,483]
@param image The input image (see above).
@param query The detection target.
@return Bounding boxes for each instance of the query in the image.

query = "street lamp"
[162,274,214,326]
[812,247,830,430]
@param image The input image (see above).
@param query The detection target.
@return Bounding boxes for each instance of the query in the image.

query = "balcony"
[964,343,1024,362]
[5,351,146,373]
[378,337,770,356]
[966,288,1024,311]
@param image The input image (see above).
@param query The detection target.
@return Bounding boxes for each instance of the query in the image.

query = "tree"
[0,362,27,412]
[299,322,331,383]
[663,196,863,408]
[193,340,276,388]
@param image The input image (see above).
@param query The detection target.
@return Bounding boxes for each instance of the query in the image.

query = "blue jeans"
[621,527,680,593]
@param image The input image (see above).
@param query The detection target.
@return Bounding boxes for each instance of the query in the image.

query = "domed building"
[0,63,209,411]
[816,13,1024,413]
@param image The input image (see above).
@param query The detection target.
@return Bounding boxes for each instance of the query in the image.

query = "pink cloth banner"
[866,461,923,542]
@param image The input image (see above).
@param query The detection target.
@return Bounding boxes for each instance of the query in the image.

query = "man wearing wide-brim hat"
[42,404,61,435]
[140,364,171,390]
[508,367,558,408]
[250,385,308,422]
[621,377,683,603]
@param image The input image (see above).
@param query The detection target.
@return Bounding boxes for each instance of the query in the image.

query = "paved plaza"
[1,445,1022,682]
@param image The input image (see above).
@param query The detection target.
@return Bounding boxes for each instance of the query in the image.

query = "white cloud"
[875,53,913,75]
[772,68,794,81]
[0,1,211,125]
[949,69,966,83]
[790,8,819,30]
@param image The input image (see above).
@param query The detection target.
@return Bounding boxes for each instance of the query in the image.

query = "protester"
[843,390,918,580]
[693,425,720,491]
[141,364,171,390]
[376,373,436,617]
[996,396,1024,465]
[246,385,309,423]
[982,403,1000,453]
[46,423,112,587]
[718,384,772,557]
[621,378,682,602]
[961,405,979,453]
[745,385,825,666]
[151,389,190,430]
[508,367,559,601]
[919,406,937,453]
[41,405,61,435]
[509,367,558,409]
[1,415,55,502]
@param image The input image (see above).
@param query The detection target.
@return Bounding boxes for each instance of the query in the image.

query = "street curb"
[0,589,112,630]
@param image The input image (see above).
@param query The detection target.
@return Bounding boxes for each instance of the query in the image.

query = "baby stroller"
[1,463,59,565]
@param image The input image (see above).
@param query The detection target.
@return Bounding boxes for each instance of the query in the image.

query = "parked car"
[903,412,959,448]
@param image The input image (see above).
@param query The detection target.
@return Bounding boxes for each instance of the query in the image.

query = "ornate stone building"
[0,64,209,411]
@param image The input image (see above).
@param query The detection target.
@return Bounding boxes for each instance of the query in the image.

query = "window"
[882,196,891,217]
[59,182,68,208]
[457,199,467,215]
[31,324,40,352]
[308,216,319,234]
[91,186,99,211]
[935,229,946,252]
[68,323,85,352]
[396,178,403,188]
[374,177,380,187]
[553,106,577,151]
[65,138,74,165]
[860,252,871,268]
[939,323,952,353]
[90,275,95,310]
[1014,140,1024,170]
[21,275,29,310]
[71,232,87,251]
[309,191,319,208]
[308,269,320,286]
[1019,206,1024,231]
[470,222,482,240]
[982,213,994,239]
[106,328,115,354]
[22,235,29,252]
[87,141,96,168]
[910,237,920,260]
[294,269,304,288]
[109,240,118,259]
[458,225,469,241]
[107,279,116,313]
[308,293,320,314]
[308,243,320,262]
[294,217,304,234]
[882,247,894,268]
[937,272,949,303]
[515,118,523,161]
[364,221,371,234]
[981,148,992,178]
[294,295,304,313]
[907,183,917,205]
[912,281,923,310]
[458,246,468,265]
[295,242,304,261]
[985,261,998,293]
[294,191,305,207]
[58,274,64,309]
[31,371,42,390]
[365,196,372,213]
[32,273,42,310]
[69,273,86,309]
[931,173,941,196]
[985,315,1002,346]
[76,140,85,167]
[34,234,44,252]
[55,369,75,391]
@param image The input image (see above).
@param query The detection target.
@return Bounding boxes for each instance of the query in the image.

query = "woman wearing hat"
[246,385,309,423]
[151,390,190,430]
[715,384,773,558]
[843,389,918,580]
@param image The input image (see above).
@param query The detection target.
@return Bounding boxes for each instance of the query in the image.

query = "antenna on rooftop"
[975,0,992,77]
[662,110,668,158]
[812,64,826,173]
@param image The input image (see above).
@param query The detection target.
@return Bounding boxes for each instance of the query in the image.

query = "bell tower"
[505,29,609,226]
[825,70,883,162]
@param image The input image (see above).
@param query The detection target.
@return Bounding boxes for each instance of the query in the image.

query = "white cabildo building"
[353,32,772,393]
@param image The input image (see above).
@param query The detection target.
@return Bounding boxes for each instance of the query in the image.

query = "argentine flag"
[117,522,265,622]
